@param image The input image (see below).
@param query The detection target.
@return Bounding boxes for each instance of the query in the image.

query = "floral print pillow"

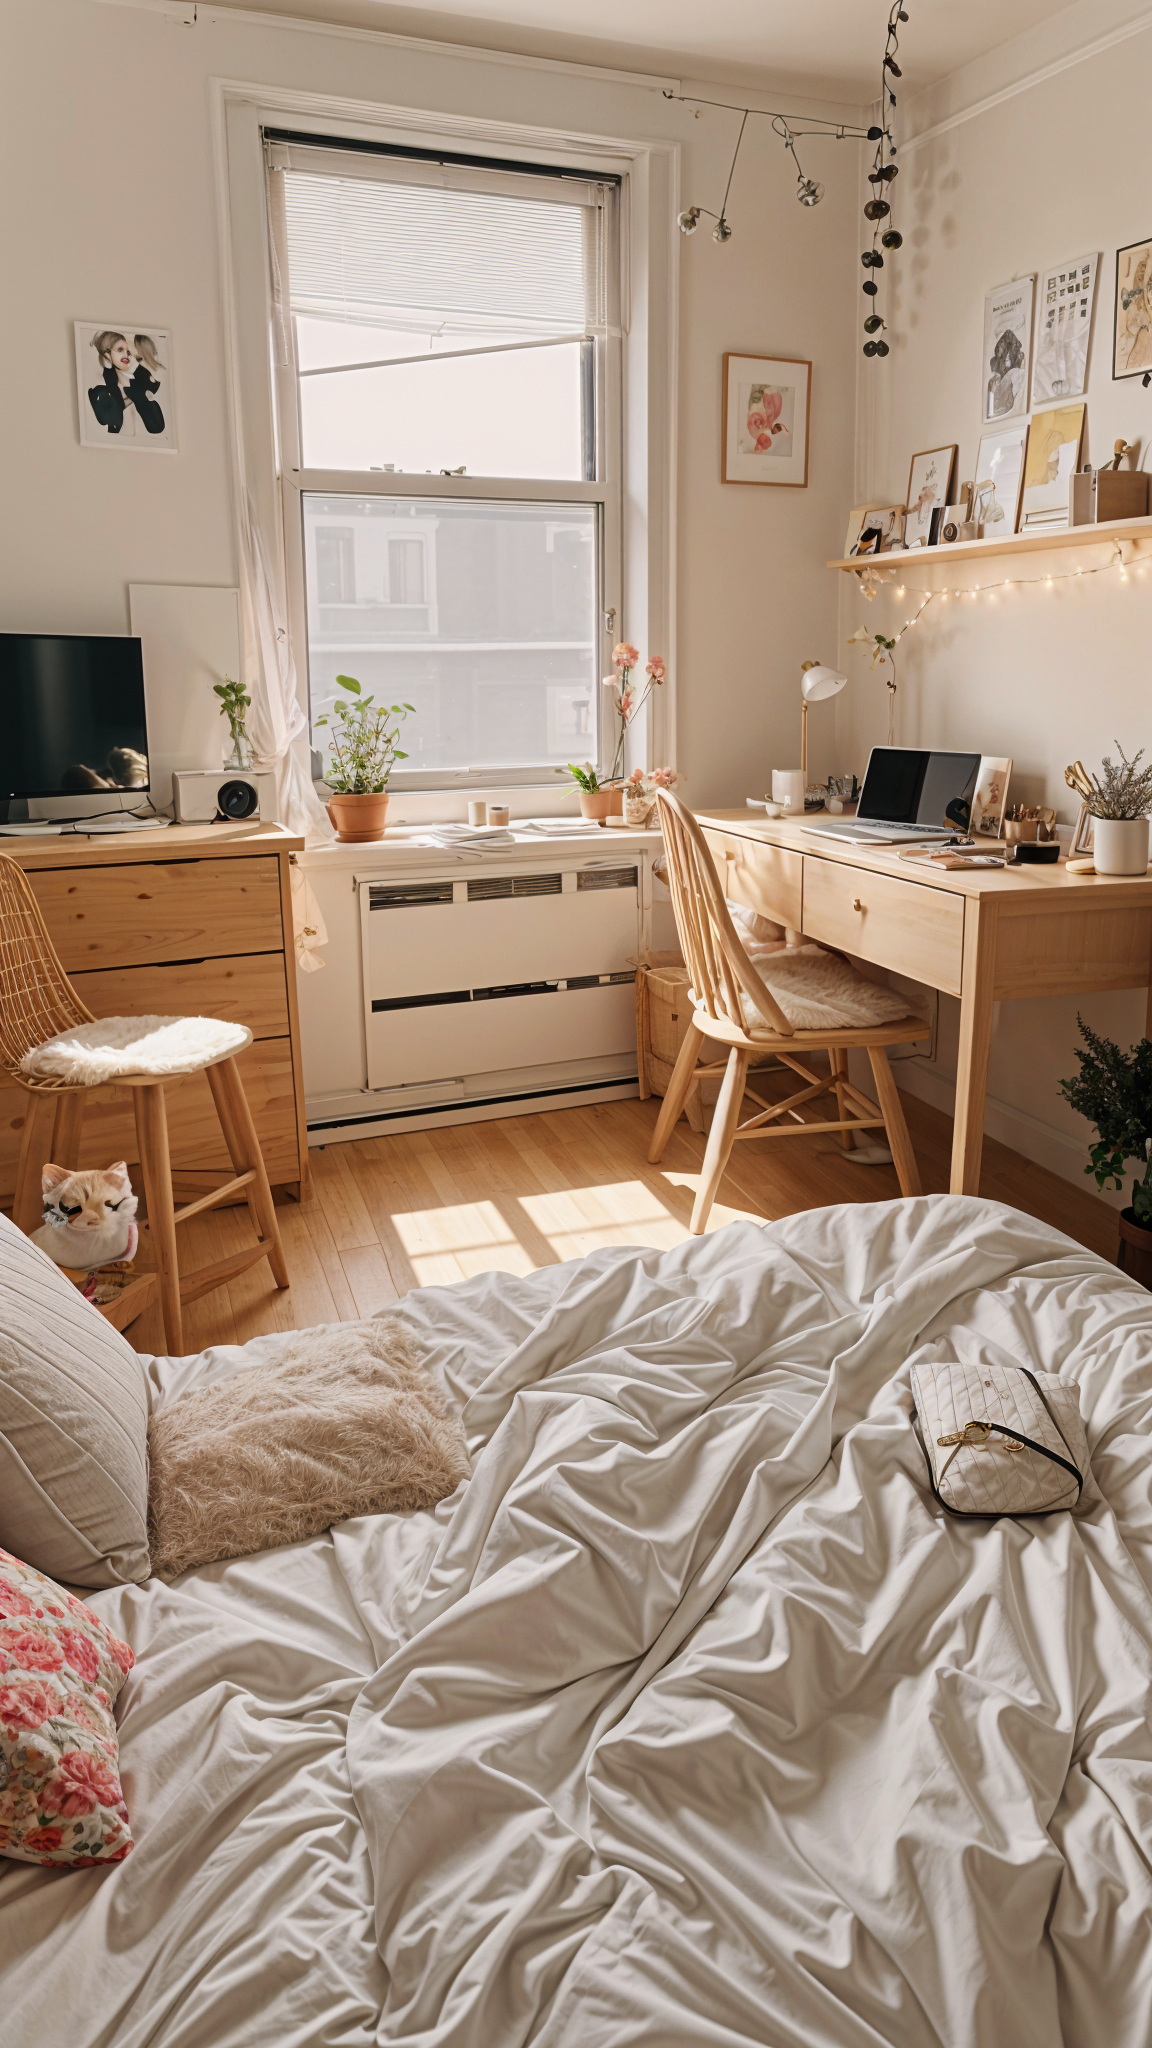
[0,1547,134,1867]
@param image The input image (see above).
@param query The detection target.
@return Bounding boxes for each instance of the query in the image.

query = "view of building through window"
[303,496,597,777]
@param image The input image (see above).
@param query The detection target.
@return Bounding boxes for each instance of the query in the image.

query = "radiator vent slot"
[565,971,635,990]
[369,882,454,910]
[576,866,637,892]
[467,872,563,902]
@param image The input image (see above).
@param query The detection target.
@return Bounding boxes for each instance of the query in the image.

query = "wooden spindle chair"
[649,789,925,1233]
[0,854,288,1353]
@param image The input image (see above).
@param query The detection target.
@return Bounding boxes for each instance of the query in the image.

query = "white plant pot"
[771,768,806,814]
[1092,816,1150,875]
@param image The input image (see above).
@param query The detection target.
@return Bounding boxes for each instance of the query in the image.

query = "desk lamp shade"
[800,661,848,783]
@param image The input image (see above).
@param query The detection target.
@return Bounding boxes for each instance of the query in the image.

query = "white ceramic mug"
[771,768,806,814]
[467,800,488,827]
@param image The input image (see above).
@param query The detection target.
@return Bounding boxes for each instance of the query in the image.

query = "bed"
[3,1193,1152,2047]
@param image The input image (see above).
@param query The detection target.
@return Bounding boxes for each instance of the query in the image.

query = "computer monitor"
[1,633,149,801]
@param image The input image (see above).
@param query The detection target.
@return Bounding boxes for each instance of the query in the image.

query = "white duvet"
[3,1195,1152,2047]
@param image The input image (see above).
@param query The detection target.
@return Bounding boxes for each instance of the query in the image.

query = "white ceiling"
[206,0,1081,100]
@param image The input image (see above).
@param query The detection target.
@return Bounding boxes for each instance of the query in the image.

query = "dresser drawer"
[30,857,283,971]
[70,953,290,1039]
[701,829,802,930]
[802,856,965,995]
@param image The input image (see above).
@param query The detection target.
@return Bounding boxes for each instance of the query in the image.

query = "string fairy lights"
[849,540,1146,620]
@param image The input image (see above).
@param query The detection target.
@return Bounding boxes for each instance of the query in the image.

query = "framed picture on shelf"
[973,422,1028,537]
[1031,253,1098,405]
[1113,238,1152,380]
[905,446,956,544]
[972,756,1013,837]
[721,353,811,487]
[873,505,907,552]
[982,276,1035,420]
[74,320,177,452]
[1019,402,1086,531]
[844,505,881,556]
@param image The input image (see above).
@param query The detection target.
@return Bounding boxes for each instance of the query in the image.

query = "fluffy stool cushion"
[147,1315,470,1579]
[20,1015,249,1086]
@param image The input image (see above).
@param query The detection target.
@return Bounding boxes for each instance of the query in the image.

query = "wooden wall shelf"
[827,513,1152,573]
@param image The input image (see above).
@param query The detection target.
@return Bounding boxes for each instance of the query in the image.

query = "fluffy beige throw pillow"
[147,1316,468,1580]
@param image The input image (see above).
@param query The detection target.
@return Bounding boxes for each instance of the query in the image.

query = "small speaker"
[172,768,277,824]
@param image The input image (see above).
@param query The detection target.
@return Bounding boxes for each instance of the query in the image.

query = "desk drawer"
[802,857,964,995]
[70,953,290,1039]
[30,857,282,971]
[701,830,802,930]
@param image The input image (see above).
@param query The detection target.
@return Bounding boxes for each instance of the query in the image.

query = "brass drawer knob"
[852,897,864,911]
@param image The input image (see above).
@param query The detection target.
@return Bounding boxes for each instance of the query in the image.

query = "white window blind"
[270,141,608,342]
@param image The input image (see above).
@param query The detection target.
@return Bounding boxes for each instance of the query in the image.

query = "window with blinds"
[267,132,621,787]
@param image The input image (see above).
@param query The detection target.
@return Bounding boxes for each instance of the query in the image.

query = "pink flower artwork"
[39,1749,123,1819]
[0,1679,62,1734]
[0,1629,64,1673]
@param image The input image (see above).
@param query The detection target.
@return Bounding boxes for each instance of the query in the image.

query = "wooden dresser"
[0,823,309,1205]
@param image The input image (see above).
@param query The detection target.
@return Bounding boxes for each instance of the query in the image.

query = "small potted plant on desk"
[316,675,412,843]
[1070,744,1152,874]
[1059,1017,1152,1286]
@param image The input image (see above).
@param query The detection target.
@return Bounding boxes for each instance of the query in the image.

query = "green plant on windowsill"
[566,763,604,792]
[316,675,413,793]
[1058,1014,1152,1226]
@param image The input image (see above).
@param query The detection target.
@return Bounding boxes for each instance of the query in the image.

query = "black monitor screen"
[1,635,149,798]
[858,747,980,830]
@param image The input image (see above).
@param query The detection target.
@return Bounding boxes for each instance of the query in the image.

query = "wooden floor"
[123,1083,1120,1356]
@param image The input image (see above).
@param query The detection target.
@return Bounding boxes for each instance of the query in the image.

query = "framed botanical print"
[904,446,956,545]
[722,353,811,486]
[1113,238,1152,379]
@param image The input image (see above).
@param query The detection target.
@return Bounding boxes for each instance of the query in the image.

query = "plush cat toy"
[31,1162,139,1273]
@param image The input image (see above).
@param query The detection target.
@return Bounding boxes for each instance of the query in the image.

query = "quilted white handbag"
[911,1360,1087,1517]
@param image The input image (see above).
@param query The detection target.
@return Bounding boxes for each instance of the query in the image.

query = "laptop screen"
[857,747,982,830]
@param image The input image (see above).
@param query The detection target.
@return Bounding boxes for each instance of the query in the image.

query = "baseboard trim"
[897,1059,1125,1210]
[308,1074,640,1143]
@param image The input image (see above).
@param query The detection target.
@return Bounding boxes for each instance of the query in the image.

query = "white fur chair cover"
[20,1015,249,1086]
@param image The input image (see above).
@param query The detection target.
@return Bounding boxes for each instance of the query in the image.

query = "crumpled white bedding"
[3,1195,1152,2048]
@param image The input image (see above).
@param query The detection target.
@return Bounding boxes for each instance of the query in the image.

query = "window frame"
[214,80,677,805]
[271,138,623,791]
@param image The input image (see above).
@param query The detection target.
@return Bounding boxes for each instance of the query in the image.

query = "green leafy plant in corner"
[1058,1014,1152,1225]
[566,763,602,792]
[315,675,413,794]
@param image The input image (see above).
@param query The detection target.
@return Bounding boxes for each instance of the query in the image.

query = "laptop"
[803,747,982,845]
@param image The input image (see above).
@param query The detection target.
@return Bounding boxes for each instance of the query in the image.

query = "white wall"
[836,14,1152,1200]
[0,0,860,814]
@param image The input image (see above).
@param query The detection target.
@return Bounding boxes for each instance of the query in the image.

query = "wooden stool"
[1,855,289,1354]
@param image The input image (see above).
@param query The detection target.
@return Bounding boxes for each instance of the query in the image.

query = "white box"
[172,767,277,824]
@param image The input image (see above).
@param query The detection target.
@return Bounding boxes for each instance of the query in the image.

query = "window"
[268,133,620,787]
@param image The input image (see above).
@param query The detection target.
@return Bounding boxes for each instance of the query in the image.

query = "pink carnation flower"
[645,657,666,681]
[0,1678,62,1733]
[39,1750,123,1819]
[0,1628,64,1673]
[0,1579,33,1620]
[22,1826,64,1858]
[60,1629,101,1684]
[612,641,640,669]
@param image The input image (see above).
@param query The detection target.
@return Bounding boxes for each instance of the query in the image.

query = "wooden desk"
[694,809,1152,1196]
[0,822,310,1204]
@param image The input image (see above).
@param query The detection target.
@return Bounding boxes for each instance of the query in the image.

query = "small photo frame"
[1071,804,1095,855]
[844,505,880,557]
[873,505,907,552]
[74,320,177,452]
[905,446,957,544]
[722,353,811,487]
[1020,402,1085,528]
[974,422,1028,537]
[972,756,1013,838]
[1113,238,1152,380]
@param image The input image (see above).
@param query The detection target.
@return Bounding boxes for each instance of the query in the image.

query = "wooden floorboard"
[116,1086,1120,1354]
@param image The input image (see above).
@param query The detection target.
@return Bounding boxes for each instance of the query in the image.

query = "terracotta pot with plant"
[316,675,412,842]
[1059,1015,1152,1286]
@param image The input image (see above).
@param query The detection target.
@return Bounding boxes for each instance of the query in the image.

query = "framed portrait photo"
[74,320,177,452]
[722,353,811,487]
[1113,238,1152,380]
[972,756,1013,838]
[904,446,956,544]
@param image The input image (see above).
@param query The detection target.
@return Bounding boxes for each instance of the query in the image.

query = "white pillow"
[0,1211,150,1587]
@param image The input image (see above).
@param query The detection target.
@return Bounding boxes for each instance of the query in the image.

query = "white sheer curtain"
[236,487,333,847]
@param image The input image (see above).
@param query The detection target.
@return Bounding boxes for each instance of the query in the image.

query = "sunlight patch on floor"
[391,1199,537,1283]
[657,1171,757,1233]
[518,1179,688,1260]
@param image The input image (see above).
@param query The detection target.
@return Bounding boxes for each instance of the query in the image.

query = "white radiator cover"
[360,860,640,1093]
